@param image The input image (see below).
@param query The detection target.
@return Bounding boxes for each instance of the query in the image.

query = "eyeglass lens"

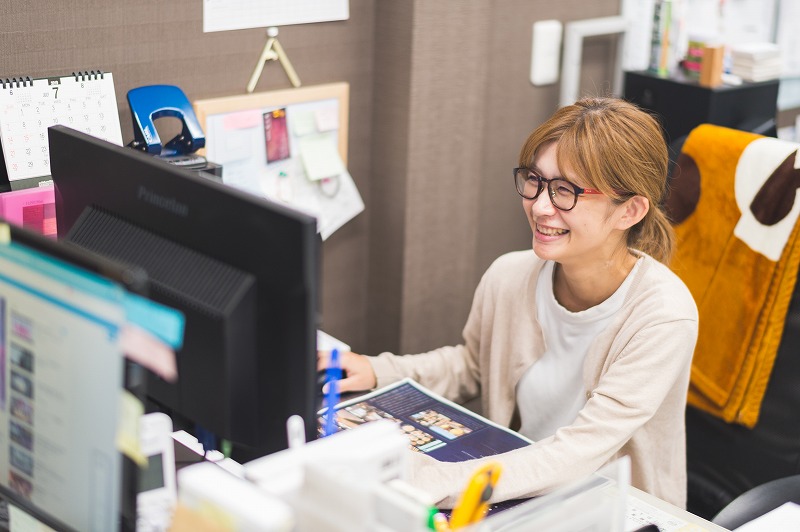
[514,169,577,210]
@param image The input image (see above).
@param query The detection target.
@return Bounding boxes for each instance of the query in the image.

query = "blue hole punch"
[126,85,222,180]
[127,85,206,157]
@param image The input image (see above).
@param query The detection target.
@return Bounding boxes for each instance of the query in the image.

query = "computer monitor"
[48,125,321,461]
[0,222,148,531]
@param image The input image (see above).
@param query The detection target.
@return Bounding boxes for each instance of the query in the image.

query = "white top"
[517,259,641,441]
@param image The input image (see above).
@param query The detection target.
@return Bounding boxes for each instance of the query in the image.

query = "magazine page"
[317,378,531,462]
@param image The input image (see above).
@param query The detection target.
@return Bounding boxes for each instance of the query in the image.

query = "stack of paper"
[735,502,800,531]
[730,43,782,82]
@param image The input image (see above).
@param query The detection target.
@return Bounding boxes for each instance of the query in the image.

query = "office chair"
[711,475,800,530]
[664,125,800,520]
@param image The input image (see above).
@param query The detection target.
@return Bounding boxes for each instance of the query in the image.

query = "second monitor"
[48,125,321,461]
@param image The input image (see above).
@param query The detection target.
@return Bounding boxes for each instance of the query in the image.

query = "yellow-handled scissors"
[449,461,502,529]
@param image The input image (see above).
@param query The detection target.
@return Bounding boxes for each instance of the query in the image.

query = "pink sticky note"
[119,324,178,382]
[315,106,339,132]
[222,109,263,130]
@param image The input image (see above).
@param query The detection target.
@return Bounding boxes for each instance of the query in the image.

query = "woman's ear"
[616,196,649,230]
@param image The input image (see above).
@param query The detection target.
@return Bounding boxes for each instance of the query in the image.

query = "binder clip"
[126,85,222,181]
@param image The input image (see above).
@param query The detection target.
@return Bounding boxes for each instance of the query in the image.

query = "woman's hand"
[317,350,378,392]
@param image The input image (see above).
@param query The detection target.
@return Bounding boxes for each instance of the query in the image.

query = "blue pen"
[323,348,340,437]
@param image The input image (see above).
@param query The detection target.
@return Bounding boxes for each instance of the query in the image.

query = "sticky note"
[299,135,345,181]
[222,109,262,130]
[119,324,178,383]
[291,109,317,136]
[315,105,339,132]
[124,292,185,350]
[116,390,147,466]
[0,223,10,245]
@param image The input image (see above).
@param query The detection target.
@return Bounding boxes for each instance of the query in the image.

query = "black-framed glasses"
[513,167,605,212]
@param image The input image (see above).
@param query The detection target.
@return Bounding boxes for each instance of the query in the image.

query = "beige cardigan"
[369,250,698,508]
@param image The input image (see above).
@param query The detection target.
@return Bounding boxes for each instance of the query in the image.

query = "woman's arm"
[407,317,697,508]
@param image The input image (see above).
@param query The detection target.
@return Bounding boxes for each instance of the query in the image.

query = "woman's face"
[523,142,628,268]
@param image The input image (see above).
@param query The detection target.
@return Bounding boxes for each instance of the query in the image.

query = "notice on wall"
[203,0,349,33]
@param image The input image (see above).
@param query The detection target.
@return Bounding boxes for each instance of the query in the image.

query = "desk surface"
[627,486,728,532]
[172,432,728,531]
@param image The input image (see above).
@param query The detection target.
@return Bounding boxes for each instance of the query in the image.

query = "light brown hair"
[519,97,675,263]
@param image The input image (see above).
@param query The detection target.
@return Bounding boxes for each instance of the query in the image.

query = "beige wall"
[0,0,621,356]
[369,0,620,355]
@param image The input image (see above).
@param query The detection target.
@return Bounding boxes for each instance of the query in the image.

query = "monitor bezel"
[48,124,321,458]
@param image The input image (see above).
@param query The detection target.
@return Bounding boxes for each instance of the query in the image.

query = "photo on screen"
[10,312,32,343]
[9,421,33,451]
[10,370,33,399]
[10,396,33,425]
[10,343,34,373]
[9,470,32,499]
[10,446,34,477]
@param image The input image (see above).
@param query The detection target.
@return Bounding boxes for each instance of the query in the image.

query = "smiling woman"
[520,97,674,265]
[324,97,699,511]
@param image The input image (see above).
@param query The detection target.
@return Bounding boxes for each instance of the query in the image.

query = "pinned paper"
[317,168,364,241]
[314,105,339,132]
[299,134,345,181]
[218,128,253,164]
[116,389,147,466]
[317,329,351,353]
[291,109,317,136]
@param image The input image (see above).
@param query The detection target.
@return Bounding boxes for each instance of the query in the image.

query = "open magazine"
[316,378,531,462]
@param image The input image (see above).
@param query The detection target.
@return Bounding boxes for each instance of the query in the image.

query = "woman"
[326,97,698,509]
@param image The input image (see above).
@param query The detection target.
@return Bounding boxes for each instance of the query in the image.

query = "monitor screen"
[0,222,148,532]
[48,125,321,461]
